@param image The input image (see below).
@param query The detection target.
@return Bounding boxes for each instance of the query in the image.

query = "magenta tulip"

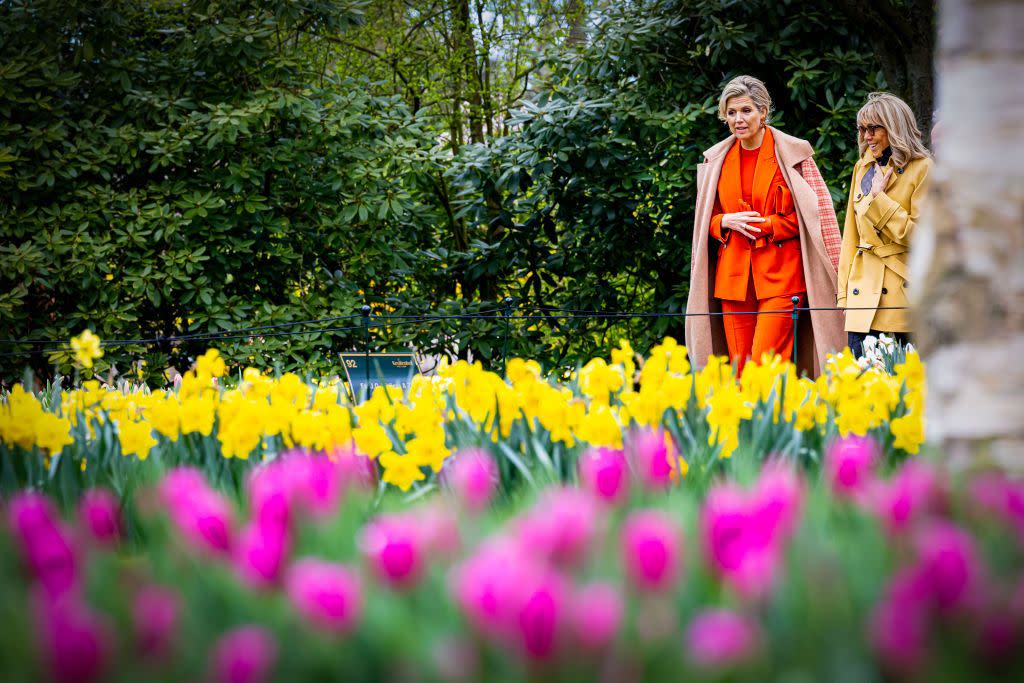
[210,626,278,683]
[823,435,878,500]
[158,468,234,556]
[578,447,629,504]
[78,489,122,548]
[868,460,948,535]
[285,558,363,634]
[571,582,623,652]
[9,492,79,599]
[516,487,600,568]
[621,510,682,593]
[442,448,499,512]
[626,429,677,491]
[359,514,424,589]
[685,608,761,669]
[133,585,179,660]
[33,592,111,683]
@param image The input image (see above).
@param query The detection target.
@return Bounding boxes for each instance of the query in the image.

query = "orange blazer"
[708,128,806,301]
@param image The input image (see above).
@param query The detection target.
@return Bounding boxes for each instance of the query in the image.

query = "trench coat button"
[777,242,783,248]
[881,287,888,294]
[856,192,862,200]
[853,288,860,295]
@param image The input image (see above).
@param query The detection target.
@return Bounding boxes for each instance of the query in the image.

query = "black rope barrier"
[0,304,910,360]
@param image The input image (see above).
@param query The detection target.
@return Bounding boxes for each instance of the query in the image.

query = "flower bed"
[1,340,924,505]
[2,444,1023,682]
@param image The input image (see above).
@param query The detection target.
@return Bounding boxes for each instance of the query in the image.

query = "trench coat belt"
[858,242,909,280]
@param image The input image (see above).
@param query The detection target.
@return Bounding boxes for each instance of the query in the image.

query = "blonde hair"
[717,75,772,124]
[857,92,931,167]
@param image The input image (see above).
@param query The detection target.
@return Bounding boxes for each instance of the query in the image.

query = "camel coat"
[685,127,845,377]
[837,152,932,333]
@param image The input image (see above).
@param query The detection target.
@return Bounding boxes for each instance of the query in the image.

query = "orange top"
[707,129,806,301]
[739,146,758,207]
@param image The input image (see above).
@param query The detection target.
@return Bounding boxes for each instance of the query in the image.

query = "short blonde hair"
[717,75,773,123]
[857,92,931,167]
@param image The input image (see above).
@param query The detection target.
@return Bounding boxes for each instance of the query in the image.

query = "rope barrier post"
[501,296,514,377]
[361,305,371,393]
[790,296,801,365]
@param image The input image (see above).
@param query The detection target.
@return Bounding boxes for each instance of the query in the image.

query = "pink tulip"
[571,582,623,652]
[700,484,766,597]
[621,510,682,593]
[868,460,947,535]
[913,521,983,615]
[249,450,348,521]
[418,503,461,559]
[359,514,424,589]
[247,460,294,516]
[824,435,878,500]
[450,538,532,640]
[332,447,378,491]
[578,447,628,504]
[285,558,363,634]
[33,592,111,683]
[442,448,499,512]
[210,626,278,683]
[868,592,928,675]
[133,585,179,659]
[233,519,289,589]
[516,487,600,568]
[968,473,1024,543]
[78,489,122,548]
[514,569,568,661]
[295,452,348,517]
[685,608,761,669]
[751,462,804,542]
[626,429,678,491]
[9,492,79,599]
[158,468,234,556]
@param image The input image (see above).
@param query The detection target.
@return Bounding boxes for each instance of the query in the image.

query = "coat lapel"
[719,142,742,213]
[685,137,732,366]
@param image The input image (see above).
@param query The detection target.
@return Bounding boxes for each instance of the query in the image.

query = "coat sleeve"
[861,159,931,244]
[765,206,800,241]
[708,196,728,244]
[836,168,860,308]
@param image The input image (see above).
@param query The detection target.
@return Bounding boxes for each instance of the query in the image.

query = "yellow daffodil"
[70,330,104,369]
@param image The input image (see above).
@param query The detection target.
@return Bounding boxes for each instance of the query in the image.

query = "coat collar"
[703,126,813,168]
[857,150,878,169]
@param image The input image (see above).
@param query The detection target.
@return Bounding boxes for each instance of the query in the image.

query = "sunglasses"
[857,124,885,135]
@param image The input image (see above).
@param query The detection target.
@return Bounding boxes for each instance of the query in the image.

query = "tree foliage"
[445,0,886,366]
[0,0,461,382]
[1,0,928,383]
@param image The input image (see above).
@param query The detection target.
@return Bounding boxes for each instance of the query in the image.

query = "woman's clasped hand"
[721,211,766,239]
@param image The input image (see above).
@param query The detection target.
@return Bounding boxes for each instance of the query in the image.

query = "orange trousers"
[720,278,804,374]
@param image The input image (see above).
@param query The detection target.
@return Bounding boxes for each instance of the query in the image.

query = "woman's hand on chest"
[721,211,765,240]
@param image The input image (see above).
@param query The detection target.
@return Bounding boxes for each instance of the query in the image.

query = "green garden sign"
[339,352,422,400]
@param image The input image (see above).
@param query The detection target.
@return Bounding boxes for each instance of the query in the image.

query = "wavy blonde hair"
[857,92,931,168]
[717,75,773,124]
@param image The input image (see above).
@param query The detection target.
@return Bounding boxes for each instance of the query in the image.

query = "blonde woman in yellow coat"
[837,92,932,358]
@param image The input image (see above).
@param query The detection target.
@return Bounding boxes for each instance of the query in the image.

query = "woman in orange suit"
[685,76,845,376]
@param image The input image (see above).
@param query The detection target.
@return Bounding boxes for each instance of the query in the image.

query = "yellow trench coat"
[837,152,932,333]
